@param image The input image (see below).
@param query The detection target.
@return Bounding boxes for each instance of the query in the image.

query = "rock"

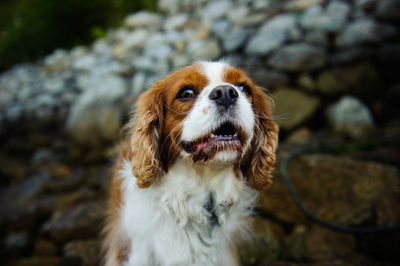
[121,29,149,51]
[164,14,189,30]
[0,231,31,260]
[304,30,328,46]
[268,44,326,72]
[249,68,289,89]
[336,18,397,47]
[328,48,373,65]
[72,54,97,71]
[286,0,324,11]
[131,72,147,98]
[326,96,375,138]
[158,0,180,14]
[44,49,71,72]
[375,0,400,22]
[316,63,380,94]
[63,239,100,266]
[67,74,126,146]
[44,201,105,243]
[272,88,320,130]
[5,256,61,266]
[124,11,163,29]
[259,153,400,225]
[187,39,221,60]
[282,225,356,262]
[202,0,232,21]
[245,14,300,55]
[238,218,281,265]
[377,44,400,84]
[0,155,28,184]
[300,1,351,32]
[297,74,316,91]
[222,27,249,52]
[356,0,377,12]
[210,19,231,39]
[34,239,58,256]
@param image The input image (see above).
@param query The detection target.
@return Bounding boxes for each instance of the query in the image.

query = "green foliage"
[0,0,157,71]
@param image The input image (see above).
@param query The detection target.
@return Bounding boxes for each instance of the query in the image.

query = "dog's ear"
[130,83,165,188]
[241,87,279,190]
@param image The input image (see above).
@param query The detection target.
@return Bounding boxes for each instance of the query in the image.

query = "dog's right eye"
[177,86,196,101]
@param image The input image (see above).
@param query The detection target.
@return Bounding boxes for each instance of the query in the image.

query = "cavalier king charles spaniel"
[103,61,279,266]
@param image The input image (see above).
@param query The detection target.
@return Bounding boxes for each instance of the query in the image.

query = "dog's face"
[129,62,278,190]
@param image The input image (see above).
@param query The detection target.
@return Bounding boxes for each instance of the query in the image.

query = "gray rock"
[164,14,189,30]
[375,0,400,21]
[187,39,221,60]
[131,72,147,98]
[268,43,326,72]
[124,11,163,30]
[158,0,180,14]
[122,29,149,50]
[72,54,97,71]
[222,27,249,52]
[144,43,172,61]
[202,0,232,21]
[328,48,373,65]
[297,73,316,91]
[336,18,397,47]
[63,239,100,266]
[304,30,328,46]
[44,49,71,71]
[132,56,155,72]
[356,0,377,12]
[245,31,287,55]
[300,1,351,32]
[326,96,374,138]
[210,19,232,39]
[249,68,289,89]
[67,74,126,145]
[170,53,190,68]
[317,63,380,94]
[272,88,320,130]
[246,14,300,55]
[44,201,105,243]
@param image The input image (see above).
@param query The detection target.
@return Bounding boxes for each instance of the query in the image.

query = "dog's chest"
[119,159,257,264]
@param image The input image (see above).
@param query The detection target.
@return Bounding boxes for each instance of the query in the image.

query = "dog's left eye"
[237,83,251,96]
[177,86,196,101]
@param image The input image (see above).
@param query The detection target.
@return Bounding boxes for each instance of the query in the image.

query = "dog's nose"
[209,85,238,108]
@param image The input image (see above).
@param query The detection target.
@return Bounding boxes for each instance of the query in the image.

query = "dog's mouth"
[181,121,245,160]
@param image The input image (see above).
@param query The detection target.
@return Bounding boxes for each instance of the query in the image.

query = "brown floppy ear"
[130,84,164,188]
[241,87,279,190]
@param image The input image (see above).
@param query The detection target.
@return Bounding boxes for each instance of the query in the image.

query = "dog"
[103,61,278,265]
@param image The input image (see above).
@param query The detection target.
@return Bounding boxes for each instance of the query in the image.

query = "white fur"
[119,158,257,266]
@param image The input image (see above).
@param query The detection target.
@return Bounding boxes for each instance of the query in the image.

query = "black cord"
[280,147,400,234]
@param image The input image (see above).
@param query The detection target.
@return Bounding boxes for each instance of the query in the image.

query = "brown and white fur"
[103,61,279,266]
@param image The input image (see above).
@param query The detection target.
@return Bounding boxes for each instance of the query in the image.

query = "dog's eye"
[237,83,251,96]
[177,86,196,101]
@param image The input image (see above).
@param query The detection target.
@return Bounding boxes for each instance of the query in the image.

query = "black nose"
[209,85,238,108]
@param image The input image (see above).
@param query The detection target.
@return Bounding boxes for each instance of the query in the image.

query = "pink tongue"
[195,140,209,152]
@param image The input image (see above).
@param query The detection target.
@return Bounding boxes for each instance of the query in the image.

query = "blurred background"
[0,0,399,265]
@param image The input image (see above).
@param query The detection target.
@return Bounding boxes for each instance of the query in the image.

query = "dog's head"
[129,62,278,190]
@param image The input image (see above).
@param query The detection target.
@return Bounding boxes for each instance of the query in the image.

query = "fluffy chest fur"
[119,158,257,265]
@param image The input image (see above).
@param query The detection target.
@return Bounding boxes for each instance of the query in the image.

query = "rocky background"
[1,0,400,265]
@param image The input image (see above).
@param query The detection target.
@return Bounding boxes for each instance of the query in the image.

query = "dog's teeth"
[211,133,215,138]
[234,132,238,137]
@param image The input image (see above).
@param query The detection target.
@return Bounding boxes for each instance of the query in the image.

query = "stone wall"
[0,0,399,265]
[1,0,399,154]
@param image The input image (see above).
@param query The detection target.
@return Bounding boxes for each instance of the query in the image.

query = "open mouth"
[181,121,244,159]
